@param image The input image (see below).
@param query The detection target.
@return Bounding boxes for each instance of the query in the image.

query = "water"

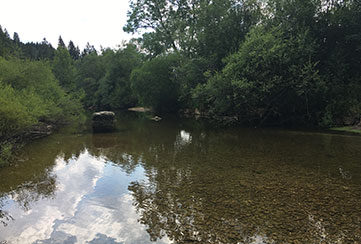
[0,113,361,243]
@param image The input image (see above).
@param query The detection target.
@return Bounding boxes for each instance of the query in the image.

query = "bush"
[0,141,14,167]
[192,26,325,125]
[0,57,84,138]
[0,81,39,137]
[130,54,180,113]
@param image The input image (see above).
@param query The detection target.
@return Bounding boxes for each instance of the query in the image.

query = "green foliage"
[330,126,361,134]
[192,26,325,124]
[22,39,55,60]
[188,0,361,126]
[75,52,106,108]
[0,26,14,58]
[0,141,13,167]
[125,0,261,68]
[0,82,37,136]
[68,41,80,60]
[1,25,55,60]
[194,0,262,69]
[139,32,169,58]
[315,0,361,124]
[58,36,66,49]
[81,43,97,58]
[52,47,76,91]
[75,44,142,110]
[0,57,84,138]
[124,0,181,52]
[192,72,234,116]
[174,57,209,109]
[2,0,361,128]
[131,54,180,113]
[96,44,142,109]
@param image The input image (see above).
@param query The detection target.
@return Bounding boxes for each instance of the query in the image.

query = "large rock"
[92,111,116,132]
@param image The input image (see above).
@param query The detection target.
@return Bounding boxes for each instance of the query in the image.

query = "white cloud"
[0,0,134,50]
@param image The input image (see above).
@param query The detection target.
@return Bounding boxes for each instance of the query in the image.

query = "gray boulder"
[92,111,116,132]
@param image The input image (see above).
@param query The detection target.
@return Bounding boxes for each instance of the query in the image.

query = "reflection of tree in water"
[0,196,13,226]
[0,164,57,226]
[0,133,86,226]
[10,174,56,211]
[126,129,361,243]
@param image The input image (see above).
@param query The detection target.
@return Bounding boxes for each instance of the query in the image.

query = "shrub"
[130,54,180,113]
[0,141,14,168]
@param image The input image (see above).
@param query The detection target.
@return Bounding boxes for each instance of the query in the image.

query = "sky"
[0,0,135,50]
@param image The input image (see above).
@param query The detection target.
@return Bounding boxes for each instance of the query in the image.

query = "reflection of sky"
[180,130,191,144]
[174,130,192,151]
[241,234,275,244]
[0,150,171,244]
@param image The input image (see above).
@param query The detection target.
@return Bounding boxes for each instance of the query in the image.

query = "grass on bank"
[330,126,361,134]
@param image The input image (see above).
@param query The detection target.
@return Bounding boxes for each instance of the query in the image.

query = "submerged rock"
[128,107,152,112]
[92,111,116,132]
[151,116,162,122]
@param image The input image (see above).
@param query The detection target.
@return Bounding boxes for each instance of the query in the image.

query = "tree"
[124,0,262,65]
[193,0,262,69]
[53,46,76,91]
[124,0,183,53]
[13,32,20,44]
[74,52,106,108]
[193,26,324,125]
[96,44,142,109]
[58,36,66,49]
[0,26,13,57]
[68,40,80,60]
[81,42,97,57]
[39,38,55,60]
[130,54,180,112]
[0,57,84,138]
[21,40,55,60]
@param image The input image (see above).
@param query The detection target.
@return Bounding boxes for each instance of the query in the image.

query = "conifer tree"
[58,36,66,49]
[68,40,80,60]
[13,32,20,44]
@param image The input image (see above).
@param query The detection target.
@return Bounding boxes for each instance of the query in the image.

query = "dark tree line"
[124,0,361,126]
[1,0,361,136]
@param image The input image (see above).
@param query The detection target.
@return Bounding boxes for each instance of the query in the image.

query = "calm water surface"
[0,113,361,244]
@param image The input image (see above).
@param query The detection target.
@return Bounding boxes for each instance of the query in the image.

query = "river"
[0,113,361,243]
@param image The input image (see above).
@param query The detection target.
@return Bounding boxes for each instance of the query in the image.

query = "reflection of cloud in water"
[241,233,275,244]
[180,130,191,143]
[174,130,192,151]
[0,150,171,244]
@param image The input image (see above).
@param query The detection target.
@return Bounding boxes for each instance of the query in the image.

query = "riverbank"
[0,122,56,168]
[330,125,361,134]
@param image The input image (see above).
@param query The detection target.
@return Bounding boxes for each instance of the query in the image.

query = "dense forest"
[1,0,360,165]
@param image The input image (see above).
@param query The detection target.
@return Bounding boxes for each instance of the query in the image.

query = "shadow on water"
[0,112,361,243]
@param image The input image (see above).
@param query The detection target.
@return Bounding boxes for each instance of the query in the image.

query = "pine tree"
[58,36,66,49]
[81,42,97,57]
[0,26,13,57]
[13,32,20,44]
[68,40,80,60]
